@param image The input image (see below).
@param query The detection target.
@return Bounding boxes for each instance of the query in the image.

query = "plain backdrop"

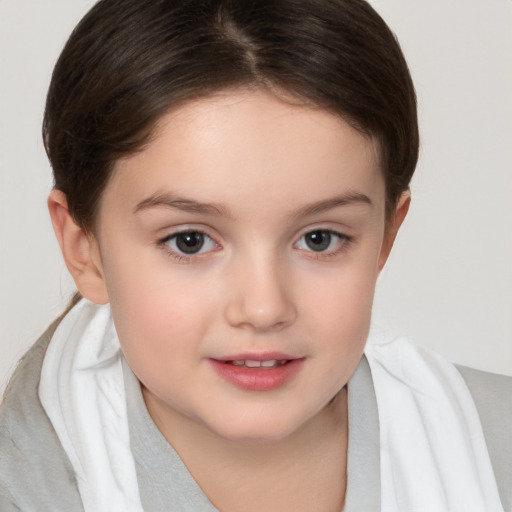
[1,0,511,394]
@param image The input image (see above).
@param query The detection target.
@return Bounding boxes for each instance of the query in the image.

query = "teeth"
[228,359,287,368]
[245,360,261,368]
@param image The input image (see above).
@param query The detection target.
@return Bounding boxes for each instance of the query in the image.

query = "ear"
[48,189,109,304]
[378,191,411,271]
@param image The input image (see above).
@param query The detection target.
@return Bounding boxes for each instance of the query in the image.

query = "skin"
[49,88,409,511]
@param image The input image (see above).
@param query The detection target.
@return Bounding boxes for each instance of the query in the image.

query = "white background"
[1,0,511,394]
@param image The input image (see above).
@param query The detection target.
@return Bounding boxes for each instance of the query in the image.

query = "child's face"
[92,89,398,442]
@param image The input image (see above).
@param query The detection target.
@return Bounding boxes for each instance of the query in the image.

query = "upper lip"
[212,352,301,362]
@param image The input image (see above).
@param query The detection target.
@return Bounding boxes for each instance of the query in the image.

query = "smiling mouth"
[210,357,304,390]
[224,359,289,369]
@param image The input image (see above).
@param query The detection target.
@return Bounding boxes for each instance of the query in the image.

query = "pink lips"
[209,353,304,391]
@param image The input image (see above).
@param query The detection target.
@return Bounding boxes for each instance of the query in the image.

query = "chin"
[216,426,297,444]
[204,408,314,444]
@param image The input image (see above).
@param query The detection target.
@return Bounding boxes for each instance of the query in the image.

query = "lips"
[209,353,304,391]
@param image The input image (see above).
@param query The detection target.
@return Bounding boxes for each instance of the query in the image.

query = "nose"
[224,254,297,332]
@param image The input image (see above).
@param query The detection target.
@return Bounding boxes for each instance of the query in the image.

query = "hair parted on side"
[43,0,418,230]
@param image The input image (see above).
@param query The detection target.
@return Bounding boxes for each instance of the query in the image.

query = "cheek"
[102,251,218,371]
[303,255,379,327]
[299,250,380,367]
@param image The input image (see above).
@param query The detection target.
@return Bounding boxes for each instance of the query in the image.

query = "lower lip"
[209,359,304,391]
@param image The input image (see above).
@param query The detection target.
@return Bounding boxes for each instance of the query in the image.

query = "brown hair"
[43,0,418,229]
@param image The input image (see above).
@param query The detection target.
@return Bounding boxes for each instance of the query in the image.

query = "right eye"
[163,231,218,255]
[295,229,349,254]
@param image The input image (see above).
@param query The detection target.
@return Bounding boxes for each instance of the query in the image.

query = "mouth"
[209,356,304,391]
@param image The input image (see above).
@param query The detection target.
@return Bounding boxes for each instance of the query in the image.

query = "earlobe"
[48,189,109,304]
[378,191,411,271]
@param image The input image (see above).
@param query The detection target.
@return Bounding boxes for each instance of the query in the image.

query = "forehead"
[102,89,384,218]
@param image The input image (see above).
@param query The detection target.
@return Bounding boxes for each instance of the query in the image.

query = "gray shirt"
[1,323,511,511]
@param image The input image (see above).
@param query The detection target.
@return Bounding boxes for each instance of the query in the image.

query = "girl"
[1,0,510,510]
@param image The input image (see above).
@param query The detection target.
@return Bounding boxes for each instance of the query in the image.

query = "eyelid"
[157,226,222,262]
[157,223,219,243]
[294,227,352,257]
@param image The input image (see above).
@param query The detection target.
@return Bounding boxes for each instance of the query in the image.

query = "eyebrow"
[291,191,373,218]
[133,191,372,218]
[133,193,232,217]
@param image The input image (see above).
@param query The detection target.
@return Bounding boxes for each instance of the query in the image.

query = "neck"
[143,387,348,512]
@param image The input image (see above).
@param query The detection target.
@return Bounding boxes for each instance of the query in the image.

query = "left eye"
[295,230,346,253]
[165,231,218,255]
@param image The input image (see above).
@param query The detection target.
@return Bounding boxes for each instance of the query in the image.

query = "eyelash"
[157,228,352,264]
[295,229,352,260]
[157,229,219,264]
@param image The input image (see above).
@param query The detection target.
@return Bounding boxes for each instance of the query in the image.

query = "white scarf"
[39,300,504,512]
[365,328,504,512]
